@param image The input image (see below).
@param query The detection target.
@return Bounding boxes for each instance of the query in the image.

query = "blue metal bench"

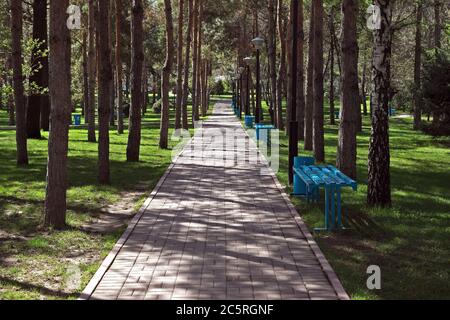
[292,157,357,231]
[245,115,255,128]
[389,107,396,117]
[255,124,274,145]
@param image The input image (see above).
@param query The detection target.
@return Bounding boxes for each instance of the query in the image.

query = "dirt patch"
[80,183,149,234]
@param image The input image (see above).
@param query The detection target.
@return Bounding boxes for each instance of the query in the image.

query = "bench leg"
[337,187,342,228]
[330,185,335,230]
[324,187,329,231]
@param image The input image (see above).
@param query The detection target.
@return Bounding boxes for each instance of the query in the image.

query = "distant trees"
[44,0,71,228]
[10,0,28,166]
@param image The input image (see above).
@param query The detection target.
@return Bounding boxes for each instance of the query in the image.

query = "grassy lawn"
[253,100,450,300]
[0,102,209,300]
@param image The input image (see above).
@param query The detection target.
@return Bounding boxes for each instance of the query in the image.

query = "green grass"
[0,102,209,300]
[254,100,450,300]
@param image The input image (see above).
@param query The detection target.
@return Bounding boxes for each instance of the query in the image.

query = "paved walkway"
[81,102,348,300]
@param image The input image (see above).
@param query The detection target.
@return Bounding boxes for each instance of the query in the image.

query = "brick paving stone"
[87,103,346,301]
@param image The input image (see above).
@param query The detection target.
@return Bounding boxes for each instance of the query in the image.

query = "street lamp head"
[243,56,254,65]
[251,37,265,50]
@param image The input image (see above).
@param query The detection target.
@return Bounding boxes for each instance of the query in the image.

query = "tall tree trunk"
[108,8,115,127]
[368,0,392,207]
[361,57,368,115]
[159,0,174,149]
[304,0,314,151]
[312,0,324,162]
[97,0,113,184]
[175,0,184,129]
[285,5,292,134]
[296,0,305,140]
[201,59,207,116]
[413,1,422,130]
[337,0,358,179]
[82,25,89,124]
[329,6,336,125]
[182,0,194,130]
[191,0,199,123]
[434,0,441,50]
[267,0,277,127]
[6,55,15,126]
[10,0,28,165]
[116,0,124,134]
[181,0,193,129]
[127,0,144,160]
[28,0,48,138]
[195,0,203,121]
[87,0,97,142]
[276,0,286,131]
[44,0,71,228]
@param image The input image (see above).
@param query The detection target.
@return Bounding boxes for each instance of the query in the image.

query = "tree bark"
[6,55,15,126]
[434,0,441,50]
[285,4,292,134]
[191,0,199,123]
[337,0,359,179]
[27,0,49,139]
[87,0,97,142]
[276,0,286,131]
[127,0,144,160]
[304,0,314,151]
[267,0,277,128]
[195,0,203,121]
[82,24,89,124]
[175,0,184,129]
[116,0,124,134]
[296,0,305,140]
[159,0,174,149]
[367,0,392,207]
[44,0,71,228]
[181,0,193,129]
[97,0,113,184]
[10,0,28,165]
[413,1,422,130]
[361,57,368,116]
[329,6,336,126]
[312,0,324,162]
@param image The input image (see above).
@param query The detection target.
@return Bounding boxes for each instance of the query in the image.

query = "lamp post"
[251,37,264,124]
[288,0,299,185]
[238,67,245,118]
[243,57,253,116]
